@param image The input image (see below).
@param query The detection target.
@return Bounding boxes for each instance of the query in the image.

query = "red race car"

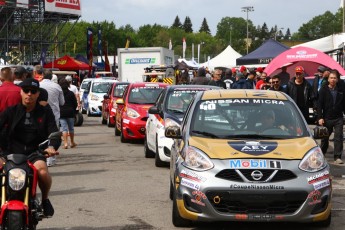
[101,82,130,127]
[115,82,168,142]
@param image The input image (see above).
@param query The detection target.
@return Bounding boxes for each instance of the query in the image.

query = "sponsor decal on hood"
[228,141,278,156]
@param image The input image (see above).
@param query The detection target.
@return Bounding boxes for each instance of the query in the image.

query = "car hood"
[128,104,153,115]
[189,136,318,160]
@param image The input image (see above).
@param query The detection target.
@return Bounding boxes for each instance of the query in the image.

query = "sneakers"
[42,199,54,217]
[334,158,344,164]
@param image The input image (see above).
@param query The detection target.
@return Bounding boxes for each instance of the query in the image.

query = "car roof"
[166,85,220,92]
[92,78,117,83]
[128,82,168,87]
[201,89,289,100]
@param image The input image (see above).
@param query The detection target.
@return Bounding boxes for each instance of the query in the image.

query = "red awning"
[44,55,90,70]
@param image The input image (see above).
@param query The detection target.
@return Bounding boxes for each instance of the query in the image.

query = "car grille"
[206,191,307,214]
[215,169,297,182]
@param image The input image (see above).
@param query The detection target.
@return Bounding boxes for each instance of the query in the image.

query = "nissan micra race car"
[166,89,331,227]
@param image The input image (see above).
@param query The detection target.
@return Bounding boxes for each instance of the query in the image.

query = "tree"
[183,16,193,33]
[171,16,182,29]
[284,28,291,40]
[199,18,211,34]
[296,10,342,40]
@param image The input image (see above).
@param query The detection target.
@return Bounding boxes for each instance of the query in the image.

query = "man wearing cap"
[13,66,28,85]
[0,67,21,112]
[312,66,329,100]
[0,78,60,217]
[222,69,235,89]
[286,66,316,121]
[277,66,290,86]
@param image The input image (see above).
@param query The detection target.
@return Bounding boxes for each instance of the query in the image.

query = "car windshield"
[128,86,165,104]
[92,82,112,93]
[113,84,128,97]
[190,98,309,139]
[81,81,90,90]
[166,89,205,114]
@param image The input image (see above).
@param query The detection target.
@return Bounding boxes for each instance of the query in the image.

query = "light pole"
[241,6,254,54]
[275,28,284,40]
[197,41,204,63]
[229,25,232,46]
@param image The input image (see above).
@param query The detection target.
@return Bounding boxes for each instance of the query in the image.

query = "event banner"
[45,0,82,16]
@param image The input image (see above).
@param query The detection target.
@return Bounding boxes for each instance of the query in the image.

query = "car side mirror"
[116,98,124,105]
[103,94,109,99]
[165,125,182,139]
[313,126,329,139]
[148,106,160,114]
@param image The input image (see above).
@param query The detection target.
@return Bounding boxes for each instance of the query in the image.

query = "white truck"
[117,47,174,82]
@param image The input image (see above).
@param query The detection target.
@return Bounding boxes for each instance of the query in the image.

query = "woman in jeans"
[59,78,78,149]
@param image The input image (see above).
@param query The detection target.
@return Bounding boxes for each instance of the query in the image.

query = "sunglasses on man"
[23,88,39,94]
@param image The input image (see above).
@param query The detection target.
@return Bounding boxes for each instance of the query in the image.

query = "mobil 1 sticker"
[229,159,282,169]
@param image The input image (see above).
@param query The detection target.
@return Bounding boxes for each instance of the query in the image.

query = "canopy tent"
[236,39,290,65]
[175,58,199,70]
[44,55,90,70]
[264,46,345,77]
[200,45,242,69]
[292,33,345,52]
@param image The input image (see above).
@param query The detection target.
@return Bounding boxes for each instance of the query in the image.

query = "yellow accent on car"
[189,136,317,159]
[176,199,198,220]
[313,203,332,221]
[201,89,289,100]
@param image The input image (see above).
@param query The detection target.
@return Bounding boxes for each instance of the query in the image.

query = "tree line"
[58,8,343,63]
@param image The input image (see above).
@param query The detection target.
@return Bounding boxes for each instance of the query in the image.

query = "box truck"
[117,47,174,82]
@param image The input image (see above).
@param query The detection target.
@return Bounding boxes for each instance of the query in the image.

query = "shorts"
[28,151,46,164]
[60,118,75,133]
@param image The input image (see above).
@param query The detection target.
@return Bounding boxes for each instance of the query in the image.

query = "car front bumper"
[173,159,332,223]
[122,116,147,140]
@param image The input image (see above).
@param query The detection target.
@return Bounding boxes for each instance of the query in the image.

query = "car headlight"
[91,94,99,101]
[8,168,26,191]
[164,118,179,129]
[299,147,327,172]
[182,146,214,171]
[126,108,140,118]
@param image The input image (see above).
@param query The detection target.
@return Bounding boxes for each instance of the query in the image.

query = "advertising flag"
[86,28,93,76]
[98,28,104,63]
[182,38,186,59]
[103,41,110,71]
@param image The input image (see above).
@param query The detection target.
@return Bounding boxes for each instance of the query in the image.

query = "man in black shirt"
[317,70,345,164]
[286,66,316,122]
[0,78,60,217]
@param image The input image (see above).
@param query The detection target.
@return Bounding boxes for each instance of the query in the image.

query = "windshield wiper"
[223,134,284,139]
[192,130,219,138]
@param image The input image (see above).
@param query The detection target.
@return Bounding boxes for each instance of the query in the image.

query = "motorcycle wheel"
[3,210,25,230]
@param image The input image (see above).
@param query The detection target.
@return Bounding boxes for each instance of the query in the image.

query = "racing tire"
[120,121,128,143]
[107,114,114,127]
[101,114,107,124]
[172,188,192,227]
[3,210,25,230]
[169,180,173,200]
[315,212,331,227]
[115,124,121,136]
[155,137,166,167]
[144,137,155,158]
[74,112,84,127]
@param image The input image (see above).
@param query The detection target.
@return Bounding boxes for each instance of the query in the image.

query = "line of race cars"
[92,80,332,227]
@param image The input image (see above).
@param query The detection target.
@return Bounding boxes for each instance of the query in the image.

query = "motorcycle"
[0,131,61,230]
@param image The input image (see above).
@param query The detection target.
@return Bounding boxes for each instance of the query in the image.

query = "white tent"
[292,33,345,52]
[201,45,242,69]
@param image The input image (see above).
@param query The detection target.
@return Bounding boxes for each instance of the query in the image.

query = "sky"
[80,0,342,36]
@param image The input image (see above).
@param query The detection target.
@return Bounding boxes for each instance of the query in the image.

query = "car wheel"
[115,123,121,136]
[172,187,192,227]
[120,121,128,143]
[87,108,91,117]
[81,102,86,114]
[107,114,114,127]
[101,113,107,124]
[155,137,166,167]
[315,212,331,227]
[169,180,173,200]
[144,136,155,158]
[74,112,84,127]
